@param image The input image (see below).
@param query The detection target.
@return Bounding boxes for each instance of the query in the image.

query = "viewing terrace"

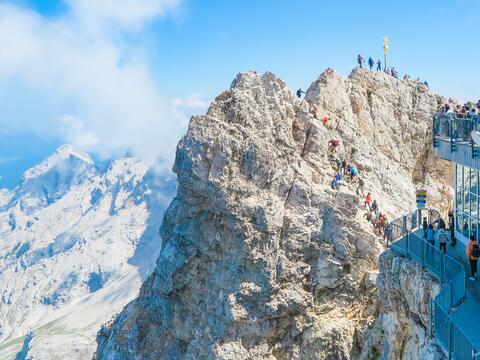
[434,114,480,168]
[387,209,480,359]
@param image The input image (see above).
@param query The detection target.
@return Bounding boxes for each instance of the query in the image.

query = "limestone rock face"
[359,251,445,360]
[94,69,452,359]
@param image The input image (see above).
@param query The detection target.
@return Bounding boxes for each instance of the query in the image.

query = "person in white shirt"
[437,225,448,254]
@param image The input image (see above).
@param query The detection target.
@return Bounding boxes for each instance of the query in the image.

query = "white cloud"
[172,93,209,109]
[66,0,180,31]
[0,0,184,167]
[0,157,21,165]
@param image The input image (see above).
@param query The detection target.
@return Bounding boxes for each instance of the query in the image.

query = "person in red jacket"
[329,139,340,147]
[365,192,372,210]
[466,234,480,281]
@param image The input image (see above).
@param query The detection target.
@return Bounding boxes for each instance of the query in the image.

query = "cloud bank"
[0,0,185,166]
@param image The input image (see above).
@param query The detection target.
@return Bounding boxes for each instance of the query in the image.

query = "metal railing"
[388,209,475,359]
[385,208,442,246]
[434,114,480,142]
[432,299,478,359]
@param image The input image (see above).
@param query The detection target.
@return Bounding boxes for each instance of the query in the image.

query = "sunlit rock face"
[95,68,452,360]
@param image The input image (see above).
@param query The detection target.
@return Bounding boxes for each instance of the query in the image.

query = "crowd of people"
[422,216,450,254]
[419,211,480,281]
[364,192,389,236]
[301,55,480,283]
[329,155,360,190]
[356,54,429,86]
[440,101,480,118]
[293,55,480,284]
[294,54,429,101]
[326,137,389,236]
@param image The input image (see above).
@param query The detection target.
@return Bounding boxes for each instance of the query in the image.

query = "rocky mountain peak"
[22,144,93,182]
[94,68,452,360]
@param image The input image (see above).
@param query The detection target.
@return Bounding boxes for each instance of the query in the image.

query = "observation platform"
[433,114,480,168]
[388,210,480,359]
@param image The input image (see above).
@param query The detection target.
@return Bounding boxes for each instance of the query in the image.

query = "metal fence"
[385,208,443,246]
[388,209,476,359]
[432,300,478,359]
[434,114,480,143]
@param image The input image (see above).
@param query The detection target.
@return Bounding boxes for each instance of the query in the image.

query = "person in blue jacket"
[368,57,374,70]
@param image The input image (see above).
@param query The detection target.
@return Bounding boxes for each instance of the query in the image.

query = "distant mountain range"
[0,144,175,359]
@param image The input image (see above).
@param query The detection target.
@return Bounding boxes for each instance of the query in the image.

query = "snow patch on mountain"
[0,145,176,359]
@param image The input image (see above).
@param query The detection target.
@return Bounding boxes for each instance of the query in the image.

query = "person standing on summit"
[296,88,306,98]
[376,60,381,71]
[467,234,480,281]
[357,54,364,68]
[368,57,374,70]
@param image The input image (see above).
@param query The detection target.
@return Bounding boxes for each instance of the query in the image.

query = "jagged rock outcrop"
[94,68,452,359]
[359,251,445,360]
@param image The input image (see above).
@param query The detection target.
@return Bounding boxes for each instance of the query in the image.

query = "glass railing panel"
[453,324,475,360]
[432,115,480,147]
[433,301,450,352]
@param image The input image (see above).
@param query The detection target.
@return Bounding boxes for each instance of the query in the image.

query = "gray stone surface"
[94,69,452,359]
[359,250,445,360]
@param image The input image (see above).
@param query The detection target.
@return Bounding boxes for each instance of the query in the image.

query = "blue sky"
[154,0,480,100]
[0,0,479,188]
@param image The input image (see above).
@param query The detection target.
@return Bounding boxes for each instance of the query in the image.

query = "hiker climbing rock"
[368,57,374,70]
[341,159,347,175]
[331,178,340,190]
[378,213,386,234]
[365,192,372,210]
[349,164,359,181]
[329,139,340,152]
[321,116,329,125]
[383,217,390,241]
[357,54,364,68]
[467,234,480,280]
[364,212,373,222]
[335,172,343,182]
[296,88,306,98]
[356,177,365,196]
[391,67,398,78]
[370,199,378,214]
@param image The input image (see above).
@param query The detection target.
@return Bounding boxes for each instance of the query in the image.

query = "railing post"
[429,300,434,338]
[449,282,453,310]
[440,253,444,282]
[448,319,453,360]
[406,232,410,258]
[417,209,422,228]
[421,239,424,266]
